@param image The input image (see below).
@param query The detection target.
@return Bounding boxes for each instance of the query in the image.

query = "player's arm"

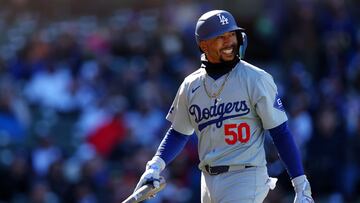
[251,73,314,202]
[269,121,314,203]
[134,127,190,191]
[132,79,193,200]
[269,121,303,178]
[155,127,191,163]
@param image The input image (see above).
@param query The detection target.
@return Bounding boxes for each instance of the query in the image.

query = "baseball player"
[133,10,314,203]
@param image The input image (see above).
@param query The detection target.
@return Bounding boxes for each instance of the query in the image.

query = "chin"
[222,54,235,61]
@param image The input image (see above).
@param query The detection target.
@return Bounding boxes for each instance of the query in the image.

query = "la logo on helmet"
[216,14,229,25]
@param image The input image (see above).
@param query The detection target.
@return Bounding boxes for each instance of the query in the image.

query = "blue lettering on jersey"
[273,94,285,111]
[189,100,250,131]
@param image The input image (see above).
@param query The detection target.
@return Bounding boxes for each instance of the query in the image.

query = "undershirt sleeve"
[155,127,190,164]
[269,121,304,179]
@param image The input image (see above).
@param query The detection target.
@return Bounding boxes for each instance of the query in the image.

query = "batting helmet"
[195,10,247,59]
[195,10,244,44]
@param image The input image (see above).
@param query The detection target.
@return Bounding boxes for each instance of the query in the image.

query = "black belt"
[205,165,254,175]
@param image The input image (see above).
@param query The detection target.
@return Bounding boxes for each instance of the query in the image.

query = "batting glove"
[291,175,314,203]
[134,156,166,192]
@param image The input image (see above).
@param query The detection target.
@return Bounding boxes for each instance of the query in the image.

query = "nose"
[223,34,231,42]
[222,32,236,46]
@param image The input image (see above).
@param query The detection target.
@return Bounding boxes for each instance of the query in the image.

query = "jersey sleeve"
[252,73,288,129]
[166,81,194,135]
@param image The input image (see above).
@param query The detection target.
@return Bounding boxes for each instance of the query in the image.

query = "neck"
[201,54,240,80]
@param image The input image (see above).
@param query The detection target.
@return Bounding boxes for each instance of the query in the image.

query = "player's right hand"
[134,156,166,192]
[291,175,314,203]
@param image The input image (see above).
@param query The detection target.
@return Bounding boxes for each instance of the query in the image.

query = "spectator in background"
[286,63,314,159]
[342,41,360,202]
[124,83,165,148]
[343,118,360,201]
[87,108,127,158]
[306,104,346,201]
[46,159,70,201]
[23,56,78,113]
[29,181,59,203]
[0,152,31,202]
[31,136,62,177]
[0,75,29,144]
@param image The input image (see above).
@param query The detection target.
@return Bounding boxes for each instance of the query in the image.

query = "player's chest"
[187,78,255,128]
[188,75,251,108]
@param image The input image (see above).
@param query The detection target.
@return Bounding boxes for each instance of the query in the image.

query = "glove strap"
[146,156,166,172]
[291,175,310,193]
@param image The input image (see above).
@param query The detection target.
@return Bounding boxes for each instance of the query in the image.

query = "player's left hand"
[134,156,166,193]
[291,175,314,203]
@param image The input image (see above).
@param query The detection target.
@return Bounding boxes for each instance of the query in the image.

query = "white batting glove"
[134,156,166,192]
[291,175,314,203]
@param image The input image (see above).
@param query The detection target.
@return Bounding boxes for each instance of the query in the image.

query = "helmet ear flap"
[238,32,247,59]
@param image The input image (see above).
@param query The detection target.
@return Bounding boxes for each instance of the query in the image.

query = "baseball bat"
[122,177,166,203]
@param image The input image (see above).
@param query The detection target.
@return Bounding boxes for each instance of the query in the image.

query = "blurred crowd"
[0,0,359,202]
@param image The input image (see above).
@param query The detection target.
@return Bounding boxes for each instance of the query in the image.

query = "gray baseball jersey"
[166,60,287,170]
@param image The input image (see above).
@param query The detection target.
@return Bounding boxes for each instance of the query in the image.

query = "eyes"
[215,31,236,41]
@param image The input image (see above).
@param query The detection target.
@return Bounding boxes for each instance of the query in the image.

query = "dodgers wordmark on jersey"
[166,60,288,170]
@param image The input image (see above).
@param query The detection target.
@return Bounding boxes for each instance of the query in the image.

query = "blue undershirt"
[269,121,304,179]
[155,127,190,164]
[155,121,304,179]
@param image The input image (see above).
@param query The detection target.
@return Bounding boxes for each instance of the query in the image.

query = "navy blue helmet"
[195,10,244,44]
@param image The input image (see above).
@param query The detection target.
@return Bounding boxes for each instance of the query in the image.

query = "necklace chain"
[203,72,230,98]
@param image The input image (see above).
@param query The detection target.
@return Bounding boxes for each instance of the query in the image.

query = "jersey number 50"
[224,123,250,145]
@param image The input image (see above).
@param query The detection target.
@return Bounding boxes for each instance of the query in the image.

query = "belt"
[204,165,254,175]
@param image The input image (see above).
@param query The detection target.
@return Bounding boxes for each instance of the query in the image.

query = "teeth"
[222,48,233,54]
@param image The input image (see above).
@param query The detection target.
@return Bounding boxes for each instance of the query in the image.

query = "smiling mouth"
[221,44,238,55]
[221,47,234,55]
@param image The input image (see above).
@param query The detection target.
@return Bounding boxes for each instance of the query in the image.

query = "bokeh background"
[0,0,359,202]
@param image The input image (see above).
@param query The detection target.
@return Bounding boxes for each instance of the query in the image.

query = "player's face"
[200,31,238,63]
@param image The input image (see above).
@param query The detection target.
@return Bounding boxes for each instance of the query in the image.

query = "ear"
[199,41,207,53]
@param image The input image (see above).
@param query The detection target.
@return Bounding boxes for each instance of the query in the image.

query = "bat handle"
[122,176,166,203]
[122,185,155,203]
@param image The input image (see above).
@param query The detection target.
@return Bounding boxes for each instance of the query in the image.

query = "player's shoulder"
[183,68,206,84]
[235,60,272,80]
